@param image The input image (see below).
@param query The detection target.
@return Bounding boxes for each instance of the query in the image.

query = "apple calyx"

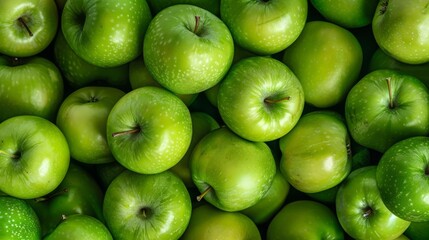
[138,207,153,220]
[379,0,388,14]
[111,128,141,137]
[386,77,395,109]
[34,188,69,202]
[88,96,99,103]
[362,206,373,219]
[264,96,291,104]
[196,186,212,202]
[18,16,34,37]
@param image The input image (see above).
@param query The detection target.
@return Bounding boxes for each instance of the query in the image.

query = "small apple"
[218,56,305,142]
[0,0,58,57]
[61,0,152,67]
[143,4,234,95]
[220,0,308,55]
[103,170,192,240]
[0,115,70,199]
[106,86,192,174]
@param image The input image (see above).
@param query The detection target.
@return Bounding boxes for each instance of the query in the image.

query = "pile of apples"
[1,0,429,239]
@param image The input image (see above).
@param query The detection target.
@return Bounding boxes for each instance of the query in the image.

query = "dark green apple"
[0,0,58,57]
[218,56,305,142]
[376,136,429,222]
[336,166,410,239]
[345,69,429,153]
[282,20,363,108]
[404,221,429,240]
[0,55,64,122]
[143,4,234,94]
[103,170,192,240]
[93,161,126,191]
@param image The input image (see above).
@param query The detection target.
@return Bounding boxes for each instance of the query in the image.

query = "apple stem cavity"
[362,206,373,218]
[386,77,394,109]
[112,128,141,137]
[0,150,20,160]
[264,96,291,104]
[379,0,388,14]
[138,207,153,219]
[196,186,212,202]
[18,17,33,37]
[193,16,201,34]
[34,188,69,202]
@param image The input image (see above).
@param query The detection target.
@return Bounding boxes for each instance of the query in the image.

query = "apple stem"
[386,77,394,109]
[112,128,140,137]
[34,188,68,202]
[264,96,291,104]
[193,16,200,34]
[18,17,33,37]
[362,207,373,218]
[0,150,20,159]
[61,214,67,221]
[196,186,212,202]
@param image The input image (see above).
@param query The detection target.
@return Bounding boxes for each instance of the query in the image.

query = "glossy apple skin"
[61,0,152,67]
[191,127,276,212]
[143,4,234,95]
[372,0,429,64]
[336,166,410,240]
[0,55,64,122]
[376,136,429,222]
[282,20,363,108]
[181,204,261,240]
[106,86,192,174]
[103,170,192,240]
[0,115,70,199]
[220,0,307,55]
[0,0,58,57]
[345,69,429,153]
[56,86,125,164]
[218,56,305,142]
[44,214,112,240]
[279,111,352,193]
[0,196,41,240]
[267,200,344,240]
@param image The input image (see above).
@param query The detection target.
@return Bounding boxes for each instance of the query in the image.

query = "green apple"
[0,115,70,199]
[345,69,429,153]
[103,170,192,240]
[191,127,276,212]
[372,0,429,64]
[0,55,64,122]
[0,196,41,240]
[147,0,220,16]
[143,4,234,95]
[220,0,307,55]
[181,204,261,240]
[44,214,112,240]
[267,200,344,240]
[53,31,131,90]
[106,86,192,174]
[279,111,352,193]
[28,163,105,236]
[0,0,58,57]
[376,136,429,222]
[240,170,290,225]
[218,56,304,142]
[61,0,152,67]
[336,166,410,240]
[310,0,378,28]
[404,221,429,240]
[369,48,429,88]
[170,111,220,188]
[282,20,363,108]
[56,86,125,164]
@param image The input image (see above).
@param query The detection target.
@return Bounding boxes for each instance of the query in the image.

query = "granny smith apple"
[103,170,192,240]
[0,55,64,122]
[267,200,344,240]
[28,163,105,236]
[279,111,352,193]
[0,0,58,57]
[54,31,130,90]
[218,56,305,142]
[56,86,125,164]
[376,136,429,222]
[61,0,152,67]
[220,0,307,55]
[310,0,378,28]
[147,0,220,16]
[0,196,41,240]
[44,214,112,240]
[0,115,70,199]
[181,204,261,240]
[106,86,192,174]
[170,111,220,188]
[282,20,363,108]
[345,69,429,153]
[336,166,410,240]
[372,0,429,64]
[143,4,234,94]
[191,127,276,212]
